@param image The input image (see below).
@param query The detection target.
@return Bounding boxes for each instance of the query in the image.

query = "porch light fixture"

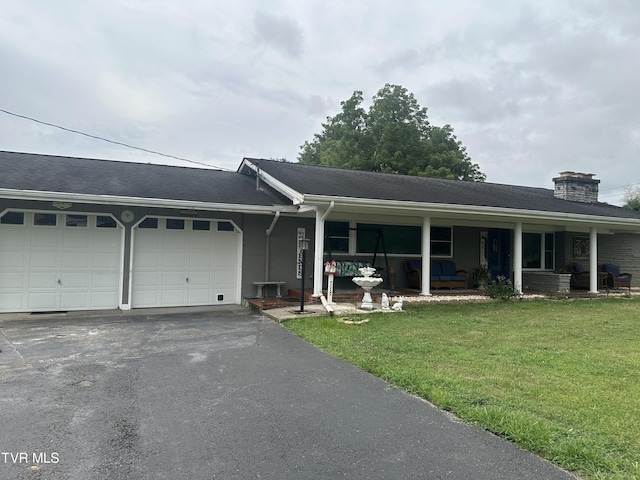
[298,238,310,251]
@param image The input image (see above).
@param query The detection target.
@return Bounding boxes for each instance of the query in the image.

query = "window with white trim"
[325,221,350,254]
[523,232,555,270]
[324,221,453,257]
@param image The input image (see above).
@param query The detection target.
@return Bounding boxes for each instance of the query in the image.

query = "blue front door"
[488,229,511,279]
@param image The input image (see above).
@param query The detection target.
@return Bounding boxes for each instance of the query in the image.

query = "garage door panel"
[93,231,120,248]
[30,230,59,247]
[92,272,120,288]
[30,252,58,268]
[2,228,28,246]
[62,231,91,248]
[62,252,91,269]
[160,289,186,306]
[136,231,159,246]
[162,271,186,287]
[133,271,160,288]
[29,272,58,288]
[90,292,119,309]
[0,251,27,268]
[135,252,161,268]
[214,257,237,270]
[60,291,91,309]
[60,272,89,287]
[187,288,211,304]
[0,272,26,288]
[163,253,187,268]
[28,292,58,310]
[190,235,212,249]
[0,293,25,310]
[189,253,211,267]
[187,271,211,286]
[131,290,158,308]
[93,252,120,268]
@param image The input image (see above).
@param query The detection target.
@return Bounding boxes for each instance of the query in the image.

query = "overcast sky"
[1,0,639,205]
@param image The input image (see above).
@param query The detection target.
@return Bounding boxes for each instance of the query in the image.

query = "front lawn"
[284,298,640,480]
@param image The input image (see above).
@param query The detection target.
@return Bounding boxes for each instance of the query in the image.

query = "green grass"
[284,298,640,480]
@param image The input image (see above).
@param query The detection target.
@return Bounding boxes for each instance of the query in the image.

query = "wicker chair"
[568,262,590,289]
[600,264,632,291]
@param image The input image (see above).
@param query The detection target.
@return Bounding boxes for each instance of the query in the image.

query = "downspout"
[312,201,335,297]
[264,211,280,281]
[321,201,335,222]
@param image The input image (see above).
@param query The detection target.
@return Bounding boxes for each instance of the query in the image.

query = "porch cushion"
[602,264,630,282]
[440,275,468,282]
[431,262,443,278]
[440,262,457,276]
[406,260,421,271]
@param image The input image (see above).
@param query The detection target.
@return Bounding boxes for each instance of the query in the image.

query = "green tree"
[299,84,486,181]
[623,185,640,210]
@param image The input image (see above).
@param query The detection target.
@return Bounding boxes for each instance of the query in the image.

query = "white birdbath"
[352,267,383,310]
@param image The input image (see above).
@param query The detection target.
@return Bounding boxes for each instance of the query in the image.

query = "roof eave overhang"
[301,194,640,230]
[0,188,298,214]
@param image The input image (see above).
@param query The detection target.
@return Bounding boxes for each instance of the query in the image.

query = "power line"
[0,108,226,170]
[600,182,640,192]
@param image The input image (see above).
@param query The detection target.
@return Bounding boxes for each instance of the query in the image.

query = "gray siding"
[241,215,315,298]
[598,233,640,287]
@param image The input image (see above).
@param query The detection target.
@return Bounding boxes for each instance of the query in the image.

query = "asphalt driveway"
[0,306,577,480]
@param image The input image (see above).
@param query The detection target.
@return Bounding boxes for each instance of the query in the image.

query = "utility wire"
[0,108,226,170]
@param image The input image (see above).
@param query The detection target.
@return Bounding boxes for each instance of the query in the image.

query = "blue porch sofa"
[404,260,468,290]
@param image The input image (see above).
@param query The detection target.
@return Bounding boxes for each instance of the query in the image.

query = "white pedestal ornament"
[352,267,384,310]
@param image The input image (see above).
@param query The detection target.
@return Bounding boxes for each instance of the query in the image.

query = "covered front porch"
[299,197,639,303]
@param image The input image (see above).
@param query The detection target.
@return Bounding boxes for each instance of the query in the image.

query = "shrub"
[485,275,518,300]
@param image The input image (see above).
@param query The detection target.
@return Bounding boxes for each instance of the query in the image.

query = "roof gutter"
[300,194,640,229]
[0,188,299,215]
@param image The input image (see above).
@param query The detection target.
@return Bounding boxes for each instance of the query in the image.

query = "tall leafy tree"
[299,84,486,181]
[623,185,640,210]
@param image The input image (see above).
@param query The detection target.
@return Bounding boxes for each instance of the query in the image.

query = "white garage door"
[131,218,240,308]
[0,211,122,313]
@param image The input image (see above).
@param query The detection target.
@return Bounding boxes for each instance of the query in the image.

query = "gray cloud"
[253,11,304,59]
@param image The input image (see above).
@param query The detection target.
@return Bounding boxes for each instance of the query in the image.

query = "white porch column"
[513,222,523,294]
[421,216,431,296]
[589,227,598,293]
[312,208,326,297]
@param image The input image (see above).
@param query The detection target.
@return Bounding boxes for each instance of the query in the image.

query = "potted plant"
[471,265,492,290]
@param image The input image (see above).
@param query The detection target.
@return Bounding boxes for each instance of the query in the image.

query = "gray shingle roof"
[243,158,640,220]
[0,151,287,207]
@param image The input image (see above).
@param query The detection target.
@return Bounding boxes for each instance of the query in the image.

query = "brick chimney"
[553,172,600,203]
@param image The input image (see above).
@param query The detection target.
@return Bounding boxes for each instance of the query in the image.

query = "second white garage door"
[131,218,241,308]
